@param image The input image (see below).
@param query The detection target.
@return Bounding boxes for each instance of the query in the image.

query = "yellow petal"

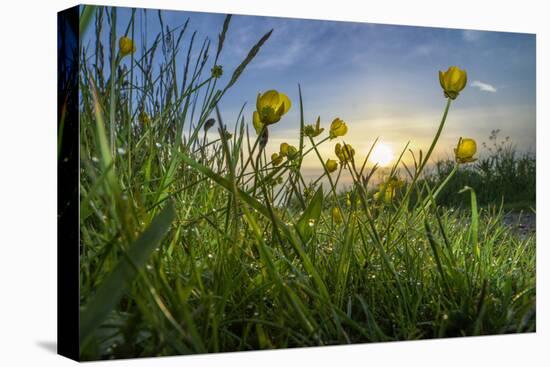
[337,123,348,136]
[457,70,468,91]
[275,102,285,118]
[332,207,343,224]
[271,153,283,166]
[119,36,135,56]
[258,90,280,110]
[449,66,462,85]
[280,142,290,156]
[278,92,292,114]
[439,70,445,89]
[455,137,477,163]
[253,111,263,135]
[256,93,262,112]
[286,145,298,160]
[325,159,338,173]
[335,143,342,158]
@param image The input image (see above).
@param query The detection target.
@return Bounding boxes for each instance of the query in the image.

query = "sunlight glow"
[369,143,394,167]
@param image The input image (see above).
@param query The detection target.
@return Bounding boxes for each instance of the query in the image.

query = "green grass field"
[72,7,536,360]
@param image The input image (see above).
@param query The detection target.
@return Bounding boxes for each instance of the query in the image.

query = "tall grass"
[76,7,536,360]
[421,130,535,208]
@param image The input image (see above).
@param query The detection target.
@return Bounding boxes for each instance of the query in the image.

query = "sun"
[369,143,394,167]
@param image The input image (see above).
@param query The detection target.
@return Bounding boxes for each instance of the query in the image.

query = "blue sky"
[83,6,536,183]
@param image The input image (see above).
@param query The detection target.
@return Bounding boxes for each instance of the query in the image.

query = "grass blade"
[295,186,324,243]
[79,202,176,346]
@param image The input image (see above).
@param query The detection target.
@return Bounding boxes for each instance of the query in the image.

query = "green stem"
[419,98,452,172]
[308,136,341,208]
[128,9,135,184]
[109,7,117,159]
[389,98,452,226]
[423,163,458,210]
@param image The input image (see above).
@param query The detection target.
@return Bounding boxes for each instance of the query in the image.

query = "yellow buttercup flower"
[252,90,291,134]
[439,66,467,100]
[374,186,396,204]
[278,142,298,160]
[332,207,343,225]
[335,143,355,164]
[329,118,348,139]
[286,145,299,160]
[386,177,405,189]
[271,152,283,166]
[252,111,263,135]
[138,111,150,125]
[280,142,290,157]
[375,177,404,204]
[304,116,324,138]
[454,137,477,163]
[119,36,136,57]
[325,158,338,173]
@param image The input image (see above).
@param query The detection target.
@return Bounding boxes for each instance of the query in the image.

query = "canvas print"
[57,4,536,361]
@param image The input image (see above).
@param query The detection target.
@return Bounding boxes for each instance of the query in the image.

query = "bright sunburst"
[369,143,394,167]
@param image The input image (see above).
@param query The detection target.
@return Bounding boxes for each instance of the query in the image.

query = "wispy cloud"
[463,30,483,42]
[250,38,305,69]
[471,80,497,93]
[409,44,433,57]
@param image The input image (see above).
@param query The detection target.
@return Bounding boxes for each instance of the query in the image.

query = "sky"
[83,6,536,185]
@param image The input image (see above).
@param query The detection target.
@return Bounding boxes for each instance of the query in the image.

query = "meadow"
[73,7,536,360]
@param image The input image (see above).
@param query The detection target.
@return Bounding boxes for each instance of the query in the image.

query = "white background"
[0,0,547,365]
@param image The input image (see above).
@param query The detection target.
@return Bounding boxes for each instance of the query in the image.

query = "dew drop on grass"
[117,147,126,155]
[155,142,162,148]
